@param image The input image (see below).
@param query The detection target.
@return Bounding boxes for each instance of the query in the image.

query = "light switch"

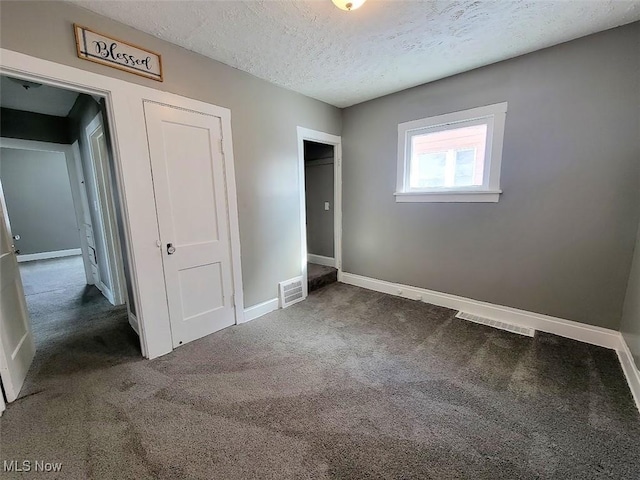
[324,202,330,211]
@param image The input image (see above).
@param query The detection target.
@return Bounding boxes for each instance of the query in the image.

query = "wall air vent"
[455,311,535,337]
[279,276,305,308]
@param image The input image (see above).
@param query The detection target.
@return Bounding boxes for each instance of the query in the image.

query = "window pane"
[410,152,446,188]
[410,124,487,189]
[454,149,475,186]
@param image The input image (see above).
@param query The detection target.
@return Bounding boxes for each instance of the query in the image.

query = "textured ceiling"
[71,1,640,107]
[0,75,79,116]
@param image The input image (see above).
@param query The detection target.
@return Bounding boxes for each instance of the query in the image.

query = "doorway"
[0,76,140,402]
[0,49,244,410]
[297,127,342,297]
[304,140,338,291]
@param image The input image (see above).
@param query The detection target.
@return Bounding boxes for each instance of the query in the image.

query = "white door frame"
[84,111,127,306]
[297,127,342,299]
[0,137,93,283]
[0,48,245,359]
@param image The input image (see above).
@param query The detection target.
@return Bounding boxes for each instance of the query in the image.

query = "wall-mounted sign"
[74,24,163,82]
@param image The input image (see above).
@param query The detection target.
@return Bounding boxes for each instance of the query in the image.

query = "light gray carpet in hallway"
[1,282,639,479]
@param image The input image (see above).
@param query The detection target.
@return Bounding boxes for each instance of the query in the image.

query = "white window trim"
[395,102,508,203]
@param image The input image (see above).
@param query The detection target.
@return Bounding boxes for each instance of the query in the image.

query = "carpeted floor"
[1,281,639,479]
[308,263,338,292]
[17,256,138,395]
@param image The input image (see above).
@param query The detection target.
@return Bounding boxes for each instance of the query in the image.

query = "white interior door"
[73,133,102,288]
[68,142,98,286]
[144,101,235,348]
[0,180,35,402]
[86,113,125,305]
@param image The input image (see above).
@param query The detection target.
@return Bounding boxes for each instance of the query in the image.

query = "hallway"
[17,256,140,398]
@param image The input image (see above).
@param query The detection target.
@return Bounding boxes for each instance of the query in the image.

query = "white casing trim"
[617,337,640,412]
[339,271,639,412]
[84,111,127,307]
[396,102,508,203]
[394,191,501,203]
[16,248,82,263]
[128,312,140,335]
[307,254,335,267]
[297,127,343,304]
[243,298,279,323]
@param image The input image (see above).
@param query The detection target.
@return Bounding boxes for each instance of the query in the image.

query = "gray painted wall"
[0,1,341,307]
[305,141,334,258]
[0,147,80,254]
[621,224,640,370]
[341,23,640,330]
[1,107,71,144]
[305,170,334,258]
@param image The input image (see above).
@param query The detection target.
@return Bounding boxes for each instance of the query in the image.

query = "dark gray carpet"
[308,263,338,292]
[17,256,139,394]
[1,282,639,479]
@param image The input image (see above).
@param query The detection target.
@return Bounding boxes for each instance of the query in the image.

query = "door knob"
[167,243,176,255]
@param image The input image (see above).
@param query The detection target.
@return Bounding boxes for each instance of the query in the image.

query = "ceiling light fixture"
[332,0,367,11]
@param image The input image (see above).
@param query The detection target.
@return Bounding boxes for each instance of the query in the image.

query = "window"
[395,102,507,202]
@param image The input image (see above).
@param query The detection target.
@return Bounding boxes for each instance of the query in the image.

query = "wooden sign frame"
[74,24,163,82]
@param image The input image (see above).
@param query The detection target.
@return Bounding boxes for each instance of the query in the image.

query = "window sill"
[394,190,502,203]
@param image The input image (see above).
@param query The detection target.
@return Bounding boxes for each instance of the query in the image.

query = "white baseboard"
[340,271,640,412]
[307,254,335,267]
[242,298,279,323]
[617,336,640,412]
[340,272,621,349]
[17,248,82,262]
[128,312,140,335]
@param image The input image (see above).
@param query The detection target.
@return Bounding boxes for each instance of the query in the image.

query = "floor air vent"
[455,311,535,337]
[279,276,304,308]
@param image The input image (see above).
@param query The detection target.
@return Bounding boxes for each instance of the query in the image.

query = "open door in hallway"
[0,180,35,402]
[144,102,236,348]
[85,113,126,306]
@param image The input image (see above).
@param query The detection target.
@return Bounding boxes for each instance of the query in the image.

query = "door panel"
[179,262,224,319]
[144,102,235,348]
[73,146,100,286]
[87,121,115,302]
[85,225,100,285]
[163,123,220,245]
[0,180,35,402]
